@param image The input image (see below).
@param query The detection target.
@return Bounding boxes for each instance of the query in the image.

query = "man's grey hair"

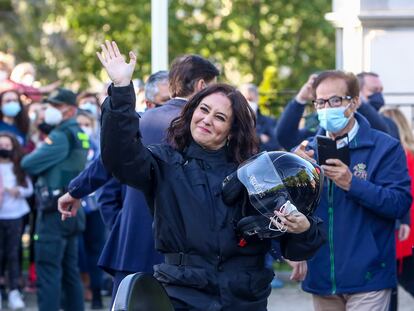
[145,70,169,102]
[356,72,379,89]
[239,83,258,97]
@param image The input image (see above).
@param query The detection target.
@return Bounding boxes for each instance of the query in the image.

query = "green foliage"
[0,0,334,97]
[258,65,279,116]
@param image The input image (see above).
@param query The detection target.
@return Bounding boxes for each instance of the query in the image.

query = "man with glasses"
[295,70,411,311]
[275,73,391,151]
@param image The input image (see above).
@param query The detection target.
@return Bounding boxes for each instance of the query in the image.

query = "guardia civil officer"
[62,41,325,311]
[21,88,89,311]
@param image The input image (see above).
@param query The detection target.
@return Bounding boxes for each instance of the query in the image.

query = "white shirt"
[328,119,359,148]
[0,162,33,219]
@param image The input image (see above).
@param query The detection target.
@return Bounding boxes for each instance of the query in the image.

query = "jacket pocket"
[154,263,210,290]
[337,228,380,288]
[228,269,273,302]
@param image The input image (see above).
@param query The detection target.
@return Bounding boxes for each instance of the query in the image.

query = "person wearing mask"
[0,91,34,295]
[0,132,33,310]
[276,73,391,151]
[294,70,411,311]
[356,71,400,139]
[60,40,326,311]
[21,88,89,311]
[77,92,101,118]
[0,90,30,147]
[381,108,414,311]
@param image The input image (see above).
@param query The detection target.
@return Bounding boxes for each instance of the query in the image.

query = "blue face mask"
[2,101,21,117]
[79,102,98,116]
[367,92,385,111]
[317,107,350,133]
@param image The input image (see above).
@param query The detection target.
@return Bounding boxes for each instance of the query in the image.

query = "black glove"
[222,171,245,206]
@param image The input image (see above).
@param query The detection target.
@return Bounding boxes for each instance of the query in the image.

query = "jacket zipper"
[328,180,336,294]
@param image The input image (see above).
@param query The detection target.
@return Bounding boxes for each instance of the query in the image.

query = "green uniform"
[22,118,89,311]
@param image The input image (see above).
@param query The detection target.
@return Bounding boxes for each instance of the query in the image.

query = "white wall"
[329,0,414,123]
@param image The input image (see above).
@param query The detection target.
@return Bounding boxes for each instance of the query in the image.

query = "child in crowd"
[0,132,33,310]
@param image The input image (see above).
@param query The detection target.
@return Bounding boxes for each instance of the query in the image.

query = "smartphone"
[316,135,350,166]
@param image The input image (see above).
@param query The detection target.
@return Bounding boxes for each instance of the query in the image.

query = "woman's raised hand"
[96,40,136,87]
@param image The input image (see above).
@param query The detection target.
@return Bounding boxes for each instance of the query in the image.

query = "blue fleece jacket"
[302,113,411,295]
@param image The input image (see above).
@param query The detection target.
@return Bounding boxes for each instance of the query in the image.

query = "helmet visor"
[237,152,291,218]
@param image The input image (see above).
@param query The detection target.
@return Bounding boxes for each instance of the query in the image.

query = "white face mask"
[79,102,98,116]
[81,126,94,137]
[44,106,63,125]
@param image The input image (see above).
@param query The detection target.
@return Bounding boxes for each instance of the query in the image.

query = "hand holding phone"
[317,135,352,190]
[316,135,350,166]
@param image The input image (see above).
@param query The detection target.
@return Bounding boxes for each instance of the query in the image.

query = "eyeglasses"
[312,96,352,109]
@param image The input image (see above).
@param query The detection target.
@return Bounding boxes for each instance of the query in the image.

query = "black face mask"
[37,122,55,135]
[0,149,12,159]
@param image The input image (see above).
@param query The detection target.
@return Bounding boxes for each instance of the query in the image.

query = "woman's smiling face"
[190,92,233,150]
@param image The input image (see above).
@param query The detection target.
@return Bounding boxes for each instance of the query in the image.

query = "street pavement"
[268,283,414,311]
[10,279,414,310]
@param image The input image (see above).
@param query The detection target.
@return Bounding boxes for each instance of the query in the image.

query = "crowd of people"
[0,40,412,311]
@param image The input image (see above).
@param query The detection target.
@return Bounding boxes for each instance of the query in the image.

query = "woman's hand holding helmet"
[273,210,311,234]
[96,40,136,87]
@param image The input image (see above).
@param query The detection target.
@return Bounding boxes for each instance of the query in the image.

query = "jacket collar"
[184,140,229,164]
[165,98,187,108]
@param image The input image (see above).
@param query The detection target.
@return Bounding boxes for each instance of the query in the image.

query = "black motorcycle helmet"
[235,151,323,218]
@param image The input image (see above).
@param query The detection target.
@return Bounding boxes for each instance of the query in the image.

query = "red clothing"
[0,79,43,102]
[396,150,414,259]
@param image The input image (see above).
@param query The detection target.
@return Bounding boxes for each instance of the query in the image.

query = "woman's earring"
[226,137,230,147]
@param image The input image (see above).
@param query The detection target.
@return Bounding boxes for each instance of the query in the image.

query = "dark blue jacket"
[97,178,163,274]
[97,97,187,274]
[275,99,315,151]
[139,97,187,145]
[276,99,392,151]
[302,113,412,295]
[0,121,26,145]
[68,156,111,199]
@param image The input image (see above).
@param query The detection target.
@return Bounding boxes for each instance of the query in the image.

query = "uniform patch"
[353,163,367,180]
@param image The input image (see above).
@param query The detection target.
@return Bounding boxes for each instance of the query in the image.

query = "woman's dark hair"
[0,131,27,186]
[169,55,220,98]
[0,90,30,135]
[167,83,258,164]
[313,70,359,98]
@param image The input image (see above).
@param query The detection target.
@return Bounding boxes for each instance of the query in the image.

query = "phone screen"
[316,135,350,166]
